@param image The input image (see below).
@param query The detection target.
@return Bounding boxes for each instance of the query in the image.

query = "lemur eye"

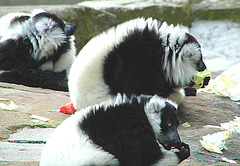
[168,122,172,127]
[176,44,179,49]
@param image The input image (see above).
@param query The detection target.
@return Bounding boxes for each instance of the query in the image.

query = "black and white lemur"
[68,17,210,110]
[0,9,76,91]
[40,94,190,166]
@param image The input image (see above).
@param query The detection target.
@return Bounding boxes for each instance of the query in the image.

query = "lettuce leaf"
[199,130,231,153]
[192,69,211,89]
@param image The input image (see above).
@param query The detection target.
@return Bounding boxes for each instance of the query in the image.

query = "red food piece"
[60,103,77,115]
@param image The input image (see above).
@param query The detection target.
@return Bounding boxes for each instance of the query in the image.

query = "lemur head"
[142,95,182,150]
[160,22,210,88]
[31,12,76,37]
[94,94,185,151]
[29,11,76,61]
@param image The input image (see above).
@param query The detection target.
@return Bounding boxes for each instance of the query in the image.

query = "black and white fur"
[0,9,76,91]
[68,17,209,110]
[0,12,30,38]
[40,94,190,166]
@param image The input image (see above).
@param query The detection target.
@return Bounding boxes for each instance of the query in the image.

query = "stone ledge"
[0,82,69,140]
[0,142,44,161]
[0,1,239,53]
[7,128,54,143]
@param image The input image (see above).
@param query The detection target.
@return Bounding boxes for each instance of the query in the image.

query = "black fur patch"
[0,38,36,70]
[10,15,30,25]
[0,68,68,91]
[160,102,179,134]
[103,26,175,98]
[158,102,180,147]
[184,87,197,96]
[79,101,163,166]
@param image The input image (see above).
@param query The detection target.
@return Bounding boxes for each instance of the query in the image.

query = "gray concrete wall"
[0,1,240,54]
[0,0,82,6]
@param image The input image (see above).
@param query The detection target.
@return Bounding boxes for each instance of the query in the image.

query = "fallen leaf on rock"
[0,98,9,101]
[220,116,240,133]
[31,114,50,122]
[203,74,239,100]
[0,101,18,111]
[201,63,240,101]
[182,122,191,128]
[204,125,222,129]
[199,130,231,153]
[221,157,237,164]
[204,116,240,133]
[48,109,60,112]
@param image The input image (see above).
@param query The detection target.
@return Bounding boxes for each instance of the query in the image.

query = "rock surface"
[0,82,70,140]
[0,1,240,165]
[178,92,240,165]
[0,82,240,165]
[0,0,240,53]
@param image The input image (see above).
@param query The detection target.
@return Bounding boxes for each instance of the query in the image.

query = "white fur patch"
[0,70,8,74]
[53,36,76,75]
[39,61,54,71]
[168,88,185,105]
[0,12,30,38]
[68,27,116,110]
[144,95,165,136]
[40,108,119,166]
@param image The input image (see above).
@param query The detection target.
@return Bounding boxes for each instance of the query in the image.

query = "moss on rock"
[0,3,239,54]
[106,5,193,27]
[193,8,240,23]
[53,5,193,53]
[52,6,117,53]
